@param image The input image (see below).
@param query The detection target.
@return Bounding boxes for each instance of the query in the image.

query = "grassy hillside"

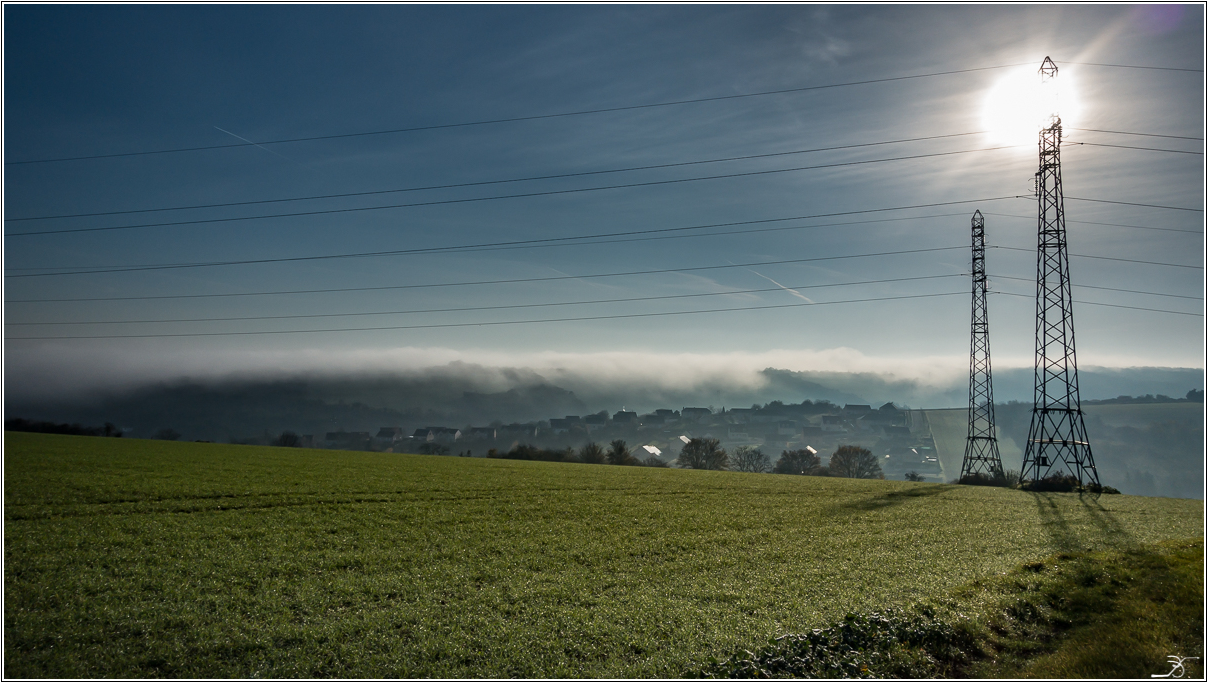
[5,432,1202,678]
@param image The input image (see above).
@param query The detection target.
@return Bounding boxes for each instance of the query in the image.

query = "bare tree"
[273,431,301,447]
[580,442,606,464]
[607,440,637,466]
[828,445,883,479]
[676,437,729,470]
[773,448,823,475]
[731,445,770,473]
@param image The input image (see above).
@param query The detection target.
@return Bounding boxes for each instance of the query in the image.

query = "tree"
[828,445,883,479]
[773,448,823,475]
[904,471,925,482]
[676,437,728,470]
[273,431,301,447]
[607,439,637,466]
[731,445,770,473]
[579,442,607,464]
[642,455,669,468]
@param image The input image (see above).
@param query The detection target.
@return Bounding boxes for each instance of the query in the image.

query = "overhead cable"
[6,202,1015,278]
[982,211,1202,235]
[3,245,967,300]
[5,63,1030,166]
[1066,141,1202,155]
[4,291,967,340]
[1069,127,1203,141]
[988,274,1203,301]
[7,275,962,326]
[7,146,1023,237]
[995,291,1202,317]
[993,245,1204,269]
[5,132,987,222]
[1062,196,1203,212]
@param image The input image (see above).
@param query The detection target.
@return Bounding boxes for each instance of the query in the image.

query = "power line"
[7,211,977,275]
[5,132,987,222]
[5,63,1030,166]
[982,211,1202,235]
[5,200,1016,278]
[3,291,967,340]
[1069,127,1203,141]
[1072,142,1203,155]
[1063,61,1203,72]
[995,291,1202,317]
[10,191,1195,277]
[4,245,968,302]
[989,274,1203,301]
[8,275,962,326]
[7,145,1023,238]
[1063,196,1203,212]
[9,127,1196,225]
[994,245,1204,269]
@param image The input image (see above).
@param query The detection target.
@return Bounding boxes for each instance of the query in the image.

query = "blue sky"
[4,5,1204,402]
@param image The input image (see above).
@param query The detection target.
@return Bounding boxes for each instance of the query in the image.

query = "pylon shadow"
[831,484,952,513]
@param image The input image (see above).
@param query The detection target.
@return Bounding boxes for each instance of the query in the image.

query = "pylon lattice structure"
[1021,57,1099,486]
[960,210,1003,480]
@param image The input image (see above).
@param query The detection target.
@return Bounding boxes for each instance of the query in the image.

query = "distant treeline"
[5,418,122,437]
[1079,389,1201,405]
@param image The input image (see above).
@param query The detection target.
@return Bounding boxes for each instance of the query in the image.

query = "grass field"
[4,432,1203,678]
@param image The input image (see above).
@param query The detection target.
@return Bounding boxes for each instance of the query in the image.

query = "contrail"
[214,126,293,161]
[745,268,814,303]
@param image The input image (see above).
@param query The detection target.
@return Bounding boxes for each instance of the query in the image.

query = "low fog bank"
[5,354,1202,443]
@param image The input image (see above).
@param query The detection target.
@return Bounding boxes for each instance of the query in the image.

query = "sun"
[981,64,1081,146]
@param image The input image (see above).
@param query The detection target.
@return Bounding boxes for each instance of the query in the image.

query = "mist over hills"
[5,362,1201,442]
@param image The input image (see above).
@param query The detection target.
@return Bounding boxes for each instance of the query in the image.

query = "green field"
[4,432,1203,678]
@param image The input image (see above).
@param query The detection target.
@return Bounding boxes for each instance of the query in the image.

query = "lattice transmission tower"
[960,210,1003,480]
[1021,57,1099,486]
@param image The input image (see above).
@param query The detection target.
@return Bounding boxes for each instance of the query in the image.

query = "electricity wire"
[5,202,1015,278]
[993,245,1204,269]
[7,275,962,326]
[3,245,968,297]
[988,274,1203,301]
[5,132,987,222]
[994,291,1202,317]
[1069,127,1204,141]
[3,291,967,340]
[5,63,1031,166]
[9,129,1197,224]
[1063,62,1203,72]
[6,146,1023,238]
[982,211,1202,235]
[1063,197,1203,212]
[1072,142,1203,155]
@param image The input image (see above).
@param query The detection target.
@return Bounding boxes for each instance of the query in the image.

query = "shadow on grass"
[1029,491,1139,553]
[1078,492,1139,550]
[832,484,953,513]
[1029,491,1081,553]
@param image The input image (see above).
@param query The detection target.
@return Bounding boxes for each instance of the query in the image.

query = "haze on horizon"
[4,5,1204,402]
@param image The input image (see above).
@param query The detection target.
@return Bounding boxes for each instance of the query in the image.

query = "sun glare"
[982,65,1081,146]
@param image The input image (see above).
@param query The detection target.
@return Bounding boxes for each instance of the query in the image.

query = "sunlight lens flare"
[981,65,1081,146]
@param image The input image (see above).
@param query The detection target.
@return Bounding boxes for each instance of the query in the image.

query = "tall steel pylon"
[960,210,1003,480]
[1021,57,1099,486]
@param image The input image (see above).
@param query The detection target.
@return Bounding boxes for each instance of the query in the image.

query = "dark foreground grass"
[4,432,1203,678]
[701,539,1203,678]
